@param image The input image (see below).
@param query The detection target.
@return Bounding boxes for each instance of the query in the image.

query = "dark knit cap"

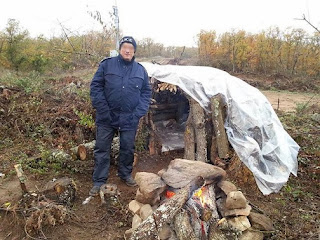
[119,36,137,52]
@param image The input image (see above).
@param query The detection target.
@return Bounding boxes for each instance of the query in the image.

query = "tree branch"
[295,14,320,33]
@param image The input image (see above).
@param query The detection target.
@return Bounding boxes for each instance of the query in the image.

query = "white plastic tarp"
[141,62,300,195]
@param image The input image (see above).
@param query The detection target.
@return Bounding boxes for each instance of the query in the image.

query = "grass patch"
[0,71,46,93]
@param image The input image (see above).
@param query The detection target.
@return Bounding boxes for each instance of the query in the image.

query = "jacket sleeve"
[90,61,109,113]
[133,68,151,118]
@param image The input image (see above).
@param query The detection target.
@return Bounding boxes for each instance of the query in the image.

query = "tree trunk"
[210,94,230,159]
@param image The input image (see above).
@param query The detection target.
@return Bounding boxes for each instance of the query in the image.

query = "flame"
[166,190,176,198]
[194,187,209,206]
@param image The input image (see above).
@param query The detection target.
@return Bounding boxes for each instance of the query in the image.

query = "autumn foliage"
[198,28,320,78]
[1,18,320,81]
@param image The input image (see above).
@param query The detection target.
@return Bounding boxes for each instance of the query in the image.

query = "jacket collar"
[118,54,135,66]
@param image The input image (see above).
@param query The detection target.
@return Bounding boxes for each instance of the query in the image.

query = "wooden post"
[184,109,195,160]
[191,99,207,162]
[14,164,28,193]
[148,118,161,155]
[211,94,230,159]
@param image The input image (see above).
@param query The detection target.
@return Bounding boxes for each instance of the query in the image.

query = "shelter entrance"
[149,81,189,153]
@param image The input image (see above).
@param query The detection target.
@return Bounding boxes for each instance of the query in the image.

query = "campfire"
[125,159,274,240]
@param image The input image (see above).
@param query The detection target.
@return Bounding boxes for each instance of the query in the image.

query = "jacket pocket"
[129,76,143,90]
[96,109,111,124]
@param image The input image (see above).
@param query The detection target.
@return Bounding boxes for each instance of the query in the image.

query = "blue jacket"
[90,55,151,130]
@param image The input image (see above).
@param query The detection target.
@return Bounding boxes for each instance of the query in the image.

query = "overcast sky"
[0,0,319,47]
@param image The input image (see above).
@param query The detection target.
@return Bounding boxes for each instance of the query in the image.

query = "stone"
[139,204,154,220]
[128,200,143,214]
[215,197,225,216]
[157,168,166,177]
[248,212,275,231]
[161,158,226,188]
[135,188,160,206]
[135,172,167,204]
[124,228,134,240]
[239,229,264,240]
[132,214,142,229]
[224,204,252,217]
[209,228,228,240]
[227,216,251,231]
[158,223,172,240]
[225,191,247,209]
[217,180,238,195]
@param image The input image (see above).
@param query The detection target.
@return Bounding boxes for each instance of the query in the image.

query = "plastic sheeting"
[141,62,300,195]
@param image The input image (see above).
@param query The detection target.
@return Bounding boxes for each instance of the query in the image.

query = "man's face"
[119,43,135,61]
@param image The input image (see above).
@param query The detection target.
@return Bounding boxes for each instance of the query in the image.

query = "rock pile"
[125,159,274,240]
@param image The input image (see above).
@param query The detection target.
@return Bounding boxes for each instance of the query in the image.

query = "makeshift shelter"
[140,62,300,195]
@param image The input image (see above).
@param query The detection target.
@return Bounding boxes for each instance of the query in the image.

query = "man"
[89,36,151,196]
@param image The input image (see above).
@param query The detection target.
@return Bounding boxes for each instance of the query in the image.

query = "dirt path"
[261,90,320,112]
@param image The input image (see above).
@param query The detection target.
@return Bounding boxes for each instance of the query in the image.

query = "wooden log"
[148,118,161,155]
[174,209,198,240]
[190,99,207,162]
[41,177,76,205]
[129,176,205,240]
[210,136,219,164]
[14,164,28,193]
[70,140,95,160]
[150,103,179,110]
[211,94,230,159]
[152,112,177,122]
[184,107,195,160]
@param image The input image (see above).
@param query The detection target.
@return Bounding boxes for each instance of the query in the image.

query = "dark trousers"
[92,125,137,187]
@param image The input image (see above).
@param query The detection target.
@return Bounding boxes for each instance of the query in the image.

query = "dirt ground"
[0,72,319,239]
[261,90,320,112]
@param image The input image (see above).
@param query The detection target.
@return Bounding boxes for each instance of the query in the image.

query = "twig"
[295,14,320,33]
[248,202,265,214]
[57,20,76,51]
[24,223,42,240]
[53,48,101,58]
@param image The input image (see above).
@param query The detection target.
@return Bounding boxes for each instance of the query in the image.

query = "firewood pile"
[125,159,274,240]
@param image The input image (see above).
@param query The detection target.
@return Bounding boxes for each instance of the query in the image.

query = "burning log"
[127,158,272,240]
[129,176,205,240]
[174,209,198,240]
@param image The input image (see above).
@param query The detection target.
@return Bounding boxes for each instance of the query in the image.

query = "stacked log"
[125,159,274,240]
[210,94,230,159]
[184,94,230,163]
